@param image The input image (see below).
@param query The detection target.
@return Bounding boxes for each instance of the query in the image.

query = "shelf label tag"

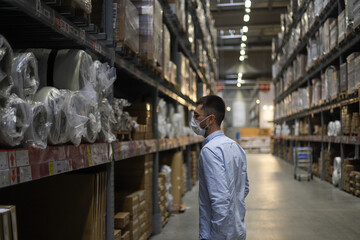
[52,160,70,174]
[0,170,10,187]
[16,150,29,167]
[55,16,70,34]
[87,146,93,166]
[10,168,18,185]
[0,152,8,170]
[20,166,32,183]
[91,41,102,52]
[8,151,16,168]
[49,162,54,175]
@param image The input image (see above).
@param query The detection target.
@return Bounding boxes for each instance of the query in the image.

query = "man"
[191,95,249,240]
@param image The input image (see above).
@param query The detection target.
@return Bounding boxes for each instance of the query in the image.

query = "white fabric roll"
[98,98,116,143]
[0,35,14,98]
[23,102,50,149]
[12,52,40,102]
[53,49,94,91]
[0,94,32,146]
[34,87,70,145]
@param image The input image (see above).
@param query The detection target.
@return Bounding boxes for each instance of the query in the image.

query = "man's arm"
[200,147,230,239]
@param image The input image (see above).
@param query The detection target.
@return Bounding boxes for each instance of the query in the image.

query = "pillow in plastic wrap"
[0,94,32,146]
[23,102,50,149]
[0,35,14,98]
[91,60,116,99]
[11,52,40,102]
[98,98,117,143]
[332,157,341,186]
[34,87,70,145]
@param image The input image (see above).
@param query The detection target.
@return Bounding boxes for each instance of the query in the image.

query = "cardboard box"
[163,24,171,82]
[115,212,130,229]
[115,192,139,216]
[114,229,122,240]
[121,231,130,240]
[135,190,145,202]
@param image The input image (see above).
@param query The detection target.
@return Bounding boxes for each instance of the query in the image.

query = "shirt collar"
[203,130,224,146]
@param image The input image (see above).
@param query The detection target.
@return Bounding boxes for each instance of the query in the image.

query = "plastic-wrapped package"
[26,49,52,88]
[0,94,32,146]
[353,0,360,29]
[34,87,70,145]
[98,98,116,143]
[114,0,139,54]
[23,102,50,149]
[84,103,101,143]
[11,52,40,102]
[314,0,322,17]
[157,98,167,138]
[73,0,92,14]
[296,54,307,79]
[131,0,163,66]
[328,121,341,136]
[91,60,116,99]
[330,19,338,50]
[321,72,328,101]
[325,65,339,99]
[345,0,355,31]
[338,10,346,43]
[53,49,94,91]
[0,35,14,98]
[160,165,173,212]
[332,157,342,186]
[163,24,171,82]
[312,79,321,107]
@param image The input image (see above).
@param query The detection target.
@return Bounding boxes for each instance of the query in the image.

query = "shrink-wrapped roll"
[23,102,50,149]
[26,49,51,88]
[0,35,14,98]
[84,104,101,143]
[11,52,40,102]
[332,157,342,186]
[91,60,116,99]
[34,87,70,145]
[98,98,116,143]
[0,94,32,146]
[53,49,94,91]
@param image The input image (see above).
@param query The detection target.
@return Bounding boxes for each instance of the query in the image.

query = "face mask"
[191,115,210,136]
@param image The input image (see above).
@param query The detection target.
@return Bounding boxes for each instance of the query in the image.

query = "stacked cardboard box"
[324,151,334,183]
[132,0,163,68]
[342,159,360,192]
[114,212,130,240]
[352,171,360,197]
[124,103,153,140]
[0,205,18,240]
[341,106,351,135]
[346,52,360,94]
[158,173,170,227]
[115,155,153,239]
[190,151,198,186]
[162,24,171,84]
[113,0,140,54]
[351,113,359,136]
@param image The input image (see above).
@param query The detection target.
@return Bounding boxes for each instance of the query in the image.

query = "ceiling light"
[256,99,260,104]
[245,8,251,13]
[242,35,247,41]
[238,72,243,78]
[263,105,268,110]
[244,14,250,22]
[243,26,248,33]
[237,83,241,87]
[227,106,231,112]
[269,105,274,110]
[241,43,246,48]
[245,0,251,8]
[237,78,241,83]
[240,49,246,55]
[239,56,245,61]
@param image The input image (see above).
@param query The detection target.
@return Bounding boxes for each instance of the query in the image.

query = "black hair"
[196,95,225,126]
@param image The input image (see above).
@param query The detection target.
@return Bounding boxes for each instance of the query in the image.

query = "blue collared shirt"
[199,130,249,240]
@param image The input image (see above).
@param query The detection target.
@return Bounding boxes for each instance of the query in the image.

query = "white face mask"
[191,115,210,136]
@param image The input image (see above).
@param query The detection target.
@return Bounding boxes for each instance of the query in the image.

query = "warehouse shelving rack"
[273,0,360,193]
[0,0,217,239]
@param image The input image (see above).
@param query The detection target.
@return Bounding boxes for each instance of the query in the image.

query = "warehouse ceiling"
[210,0,287,87]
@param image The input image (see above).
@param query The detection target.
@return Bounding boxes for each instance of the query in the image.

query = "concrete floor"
[150,154,360,240]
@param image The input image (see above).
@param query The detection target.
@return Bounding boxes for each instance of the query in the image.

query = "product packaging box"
[115,212,130,229]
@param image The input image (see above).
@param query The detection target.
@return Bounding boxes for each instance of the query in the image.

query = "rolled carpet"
[23,102,50,149]
[0,35,14,98]
[12,52,40,102]
[34,87,70,145]
[0,94,32,146]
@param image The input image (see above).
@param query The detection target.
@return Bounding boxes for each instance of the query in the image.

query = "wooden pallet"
[115,131,132,141]
[141,58,162,76]
[115,42,139,60]
[338,91,348,101]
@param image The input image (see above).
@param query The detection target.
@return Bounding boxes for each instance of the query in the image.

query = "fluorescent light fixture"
[239,56,245,61]
[256,99,260,104]
[242,35,247,41]
[238,72,243,78]
[240,49,246,55]
[241,43,246,48]
[269,105,274,110]
[245,8,251,13]
[244,14,250,22]
[227,106,231,112]
[243,26,248,33]
[245,0,251,8]
[237,83,241,87]
[263,105,268,110]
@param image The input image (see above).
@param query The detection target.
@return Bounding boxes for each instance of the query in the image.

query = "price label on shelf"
[20,166,32,183]
[48,162,54,175]
[0,170,10,187]
[10,168,18,185]
[55,16,70,34]
[87,146,93,166]
[0,152,8,170]
[8,151,16,168]
[49,160,71,175]
[15,150,29,167]
[91,41,102,53]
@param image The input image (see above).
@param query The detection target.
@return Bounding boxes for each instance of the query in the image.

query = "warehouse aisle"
[151,154,360,240]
